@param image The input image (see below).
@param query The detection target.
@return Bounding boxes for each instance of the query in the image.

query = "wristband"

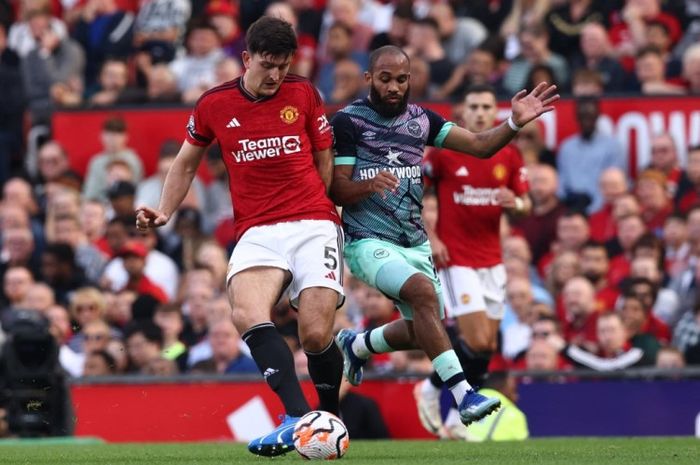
[514,197,524,211]
[507,115,522,132]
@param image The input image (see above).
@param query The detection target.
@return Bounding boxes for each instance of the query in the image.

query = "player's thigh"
[287,220,345,310]
[228,266,290,334]
[227,226,292,333]
[344,239,427,320]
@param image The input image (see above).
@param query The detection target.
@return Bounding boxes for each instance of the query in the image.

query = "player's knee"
[400,275,437,310]
[299,328,332,353]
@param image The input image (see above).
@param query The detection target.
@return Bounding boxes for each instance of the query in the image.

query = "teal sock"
[352,324,394,358]
[432,350,471,405]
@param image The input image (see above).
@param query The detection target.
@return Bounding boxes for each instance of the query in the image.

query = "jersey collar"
[238,73,279,103]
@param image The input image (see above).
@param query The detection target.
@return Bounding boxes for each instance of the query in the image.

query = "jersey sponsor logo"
[226,117,241,128]
[453,185,500,206]
[233,135,302,162]
[317,115,331,134]
[358,166,422,183]
[280,105,299,124]
[455,166,469,177]
[493,164,507,181]
[406,120,422,137]
[373,249,389,259]
[385,148,402,166]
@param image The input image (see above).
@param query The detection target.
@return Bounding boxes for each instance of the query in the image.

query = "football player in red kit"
[136,17,344,457]
[415,84,531,437]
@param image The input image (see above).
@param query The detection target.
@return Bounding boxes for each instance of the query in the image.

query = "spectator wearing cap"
[102,221,179,300]
[206,0,244,60]
[135,139,207,233]
[107,180,136,218]
[556,97,626,214]
[169,18,224,100]
[73,0,135,90]
[83,117,143,202]
[117,240,168,303]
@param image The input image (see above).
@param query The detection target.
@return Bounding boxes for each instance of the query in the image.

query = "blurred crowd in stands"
[1,0,700,382]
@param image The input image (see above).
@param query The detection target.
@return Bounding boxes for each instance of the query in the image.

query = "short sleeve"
[305,82,333,151]
[422,148,443,187]
[330,111,357,166]
[508,146,529,196]
[185,99,214,147]
[424,108,454,148]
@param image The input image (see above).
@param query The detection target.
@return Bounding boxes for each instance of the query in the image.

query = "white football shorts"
[439,264,506,320]
[226,219,345,308]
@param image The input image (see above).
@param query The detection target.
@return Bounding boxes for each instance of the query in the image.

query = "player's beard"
[370,84,410,118]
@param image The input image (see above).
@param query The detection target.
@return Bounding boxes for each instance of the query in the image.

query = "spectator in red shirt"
[635,169,673,233]
[580,241,618,313]
[589,167,629,243]
[622,277,671,343]
[561,276,599,353]
[608,213,647,286]
[118,240,168,303]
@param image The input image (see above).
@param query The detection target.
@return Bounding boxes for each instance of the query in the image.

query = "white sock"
[351,332,371,358]
[449,380,471,405]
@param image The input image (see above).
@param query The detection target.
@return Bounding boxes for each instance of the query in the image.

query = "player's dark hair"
[246,16,297,58]
[464,83,497,100]
[368,45,410,72]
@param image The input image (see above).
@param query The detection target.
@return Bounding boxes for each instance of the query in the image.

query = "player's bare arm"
[330,165,400,205]
[495,186,532,216]
[442,82,559,158]
[136,141,206,230]
[313,148,334,192]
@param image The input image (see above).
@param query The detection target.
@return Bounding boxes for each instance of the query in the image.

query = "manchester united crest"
[460,294,471,305]
[280,105,299,124]
[493,164,507,181]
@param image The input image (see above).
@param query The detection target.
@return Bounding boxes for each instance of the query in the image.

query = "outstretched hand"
[511,82,559,127]
[135,206,169,231]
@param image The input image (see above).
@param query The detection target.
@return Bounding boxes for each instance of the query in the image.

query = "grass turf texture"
[0,438,698,464]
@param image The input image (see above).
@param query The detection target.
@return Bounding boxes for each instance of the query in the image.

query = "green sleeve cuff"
[433,122,456,148]
[335,156,356,166]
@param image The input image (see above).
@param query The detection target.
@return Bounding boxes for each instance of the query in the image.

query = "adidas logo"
[226,117,241,128]
[325,271,336,280]
[263,368,279,379]
[456,166,469,177]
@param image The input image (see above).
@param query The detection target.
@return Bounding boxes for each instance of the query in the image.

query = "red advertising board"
[53,96,700,179]
[70,378,432,442]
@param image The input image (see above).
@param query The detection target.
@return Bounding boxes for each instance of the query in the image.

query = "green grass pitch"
[0,438,698,465]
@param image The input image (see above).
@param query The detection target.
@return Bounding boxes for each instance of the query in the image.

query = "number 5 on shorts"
[324,246,338,270]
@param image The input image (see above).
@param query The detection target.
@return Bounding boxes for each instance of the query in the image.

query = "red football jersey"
[186,75,339,240]
[424,145,528,268]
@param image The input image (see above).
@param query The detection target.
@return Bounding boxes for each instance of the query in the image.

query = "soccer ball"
[293,410,350,460]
